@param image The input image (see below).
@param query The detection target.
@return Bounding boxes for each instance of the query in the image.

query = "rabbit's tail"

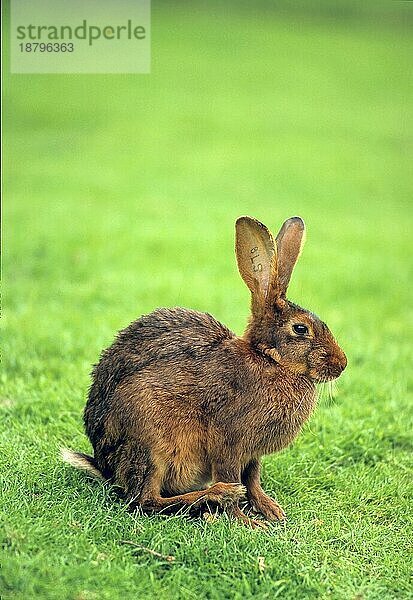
[61,448,105,480]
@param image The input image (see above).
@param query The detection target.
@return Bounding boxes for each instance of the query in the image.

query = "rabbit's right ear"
[235,217,277,305]
[275,217,305,297]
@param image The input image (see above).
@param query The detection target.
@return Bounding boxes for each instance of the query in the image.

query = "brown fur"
[64,216,346,527]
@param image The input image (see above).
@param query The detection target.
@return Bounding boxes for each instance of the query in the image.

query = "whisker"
[320,382,326,402]
[316,379,340,406]
[317,382,328,403]
[325,380,338,406]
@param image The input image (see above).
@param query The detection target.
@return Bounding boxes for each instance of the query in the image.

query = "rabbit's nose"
[331,351,347,373]
[337,349,347,371]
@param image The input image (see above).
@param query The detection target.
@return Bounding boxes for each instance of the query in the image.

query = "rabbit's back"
[84,308,238,445]
[129,307,235,360]
[97,306,234,375]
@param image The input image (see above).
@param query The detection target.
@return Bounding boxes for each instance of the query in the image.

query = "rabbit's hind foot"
[140,482,246,513]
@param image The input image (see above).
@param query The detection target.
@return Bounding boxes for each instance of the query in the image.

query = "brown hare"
[63,216,347,527]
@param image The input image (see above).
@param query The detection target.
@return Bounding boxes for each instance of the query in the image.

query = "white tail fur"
[61,448,104,480]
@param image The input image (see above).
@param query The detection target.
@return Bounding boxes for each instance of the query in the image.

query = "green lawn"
[2,3,413,599]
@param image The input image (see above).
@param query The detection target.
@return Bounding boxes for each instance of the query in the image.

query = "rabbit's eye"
[293,323,309,335]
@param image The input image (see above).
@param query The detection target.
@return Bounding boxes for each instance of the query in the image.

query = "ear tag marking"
[250,247,262,273]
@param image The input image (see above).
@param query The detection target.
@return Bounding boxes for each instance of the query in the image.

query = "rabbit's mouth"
[307,342,347,383]
[313,373,343,383]
[309,357,347,383]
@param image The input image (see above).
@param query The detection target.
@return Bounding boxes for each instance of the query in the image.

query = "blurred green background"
[2,2,413,599]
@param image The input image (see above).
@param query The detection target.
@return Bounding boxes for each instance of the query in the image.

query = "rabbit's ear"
[275,217,306,296]
[235,217,277,303]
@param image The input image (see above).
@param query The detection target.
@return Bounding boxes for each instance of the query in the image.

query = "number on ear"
[235,217,277,301]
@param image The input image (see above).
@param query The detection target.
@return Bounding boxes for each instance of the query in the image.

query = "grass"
[2,3,413,599]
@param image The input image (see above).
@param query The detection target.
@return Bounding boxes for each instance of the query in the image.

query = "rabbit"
[63,216,347,527]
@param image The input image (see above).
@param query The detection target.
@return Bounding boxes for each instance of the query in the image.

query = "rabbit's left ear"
[235,216,277,305]
[275,217,306,297]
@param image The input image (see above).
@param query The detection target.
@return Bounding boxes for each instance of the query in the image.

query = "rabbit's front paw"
[250,492,286,521]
